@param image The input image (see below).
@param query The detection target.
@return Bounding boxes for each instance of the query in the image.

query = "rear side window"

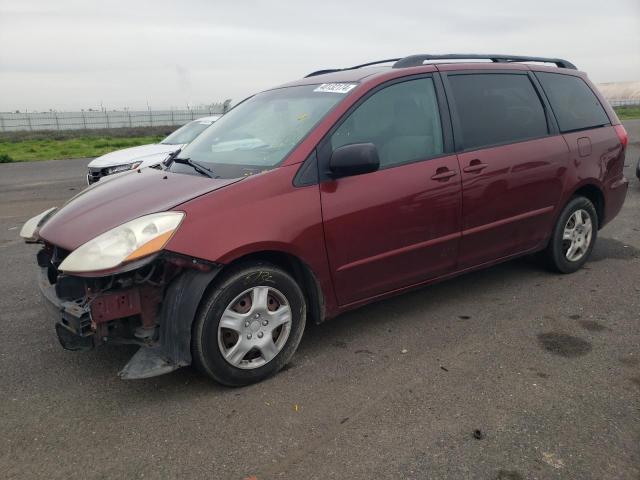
[536,72,610,132]
[448,73,549,150]
[331,78,443,168]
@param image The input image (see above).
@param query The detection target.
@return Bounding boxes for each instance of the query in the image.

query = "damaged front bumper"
[37,245,221,379]
[38,266,94,351]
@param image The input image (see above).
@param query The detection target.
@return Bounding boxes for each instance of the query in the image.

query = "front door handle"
[431,168,457,181]
[463,159,488,173]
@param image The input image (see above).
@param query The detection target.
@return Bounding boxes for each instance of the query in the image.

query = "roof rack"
[305,58,401,77]
[392,54,577,69]
[304,54,576,78]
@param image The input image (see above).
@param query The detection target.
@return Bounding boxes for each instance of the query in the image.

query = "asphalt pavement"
[1,122,639,480]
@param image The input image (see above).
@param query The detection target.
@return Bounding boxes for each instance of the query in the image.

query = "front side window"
[173,85,349,178]
[448,73,549,150]
[331,78,443,168]
[536,72,610,133]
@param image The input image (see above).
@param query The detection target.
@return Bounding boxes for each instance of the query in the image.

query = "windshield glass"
[161,119,216,145]
[171,84,352,178]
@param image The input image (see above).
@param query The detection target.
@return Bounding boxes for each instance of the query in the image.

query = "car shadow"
[298,255,548,352]
[65,239,633,399]
[81,256,546,397]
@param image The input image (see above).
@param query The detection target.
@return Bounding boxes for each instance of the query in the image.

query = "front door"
[318,76,462,305]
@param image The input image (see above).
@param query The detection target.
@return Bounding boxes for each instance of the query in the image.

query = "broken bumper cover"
[37,267,94,351]
[37,261,221,379]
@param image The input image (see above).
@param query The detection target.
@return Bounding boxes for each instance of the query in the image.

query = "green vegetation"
[0,135,164,162]
[614,105,640,120]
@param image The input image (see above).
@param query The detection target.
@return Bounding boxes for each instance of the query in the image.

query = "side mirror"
[329,143,380,178]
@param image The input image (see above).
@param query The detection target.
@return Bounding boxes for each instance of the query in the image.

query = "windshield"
[170,84,352,178]
[161,119,216,145]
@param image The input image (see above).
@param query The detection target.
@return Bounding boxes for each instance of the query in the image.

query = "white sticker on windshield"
[314,83,357,94]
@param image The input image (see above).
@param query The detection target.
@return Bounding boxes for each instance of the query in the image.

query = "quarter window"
[331,78,443,168]
[448,73,549,150]
[536,72,610,133]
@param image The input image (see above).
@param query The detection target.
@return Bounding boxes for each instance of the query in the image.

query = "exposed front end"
[20,168,241,379]
[36,241,220,378]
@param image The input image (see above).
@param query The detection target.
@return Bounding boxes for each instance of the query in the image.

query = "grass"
[614,105,640,120]
[0,135,164,162]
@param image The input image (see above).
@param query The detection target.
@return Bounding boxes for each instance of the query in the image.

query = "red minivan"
[22,54,629,385]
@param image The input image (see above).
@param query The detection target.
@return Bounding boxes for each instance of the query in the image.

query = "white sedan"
[86,115,220,184]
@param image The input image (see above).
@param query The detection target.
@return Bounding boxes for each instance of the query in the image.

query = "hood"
[39,167,241,251]
[87,143,182,168]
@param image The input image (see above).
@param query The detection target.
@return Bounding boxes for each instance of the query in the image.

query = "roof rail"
[304,54,577,78]
[392,54,577,69]
[305,58,401,78]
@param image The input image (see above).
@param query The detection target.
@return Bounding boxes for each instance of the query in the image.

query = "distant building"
[596,81,640,105]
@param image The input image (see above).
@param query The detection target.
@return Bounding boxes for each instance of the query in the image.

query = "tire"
[544,196,598,274]
[192,262,306,386]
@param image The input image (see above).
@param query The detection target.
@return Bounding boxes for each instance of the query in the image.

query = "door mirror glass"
[329,143,380,178]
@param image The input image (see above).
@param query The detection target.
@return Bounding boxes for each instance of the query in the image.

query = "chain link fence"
[607,99,640,107]
[0,102,231,132]
[1,97,637,133]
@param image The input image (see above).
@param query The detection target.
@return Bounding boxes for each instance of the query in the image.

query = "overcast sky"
[1,0,639,112]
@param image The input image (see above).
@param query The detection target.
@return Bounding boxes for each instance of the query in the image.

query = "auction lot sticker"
[314,83,358,94]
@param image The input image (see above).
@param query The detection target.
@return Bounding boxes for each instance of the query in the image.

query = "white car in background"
[86,115,220,184]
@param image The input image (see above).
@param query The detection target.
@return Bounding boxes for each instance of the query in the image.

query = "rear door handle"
[431,168,457,181]
[463,160,488,173]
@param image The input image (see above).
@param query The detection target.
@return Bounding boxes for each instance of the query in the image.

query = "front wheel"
[192,263,306,386]
[544,196,598,273]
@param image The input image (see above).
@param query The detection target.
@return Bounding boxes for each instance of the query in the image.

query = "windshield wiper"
[172,156,217,178]
[163,148,181,168]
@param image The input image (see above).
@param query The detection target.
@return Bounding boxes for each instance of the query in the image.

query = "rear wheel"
[192,263,306,386]
[544,196,598,273]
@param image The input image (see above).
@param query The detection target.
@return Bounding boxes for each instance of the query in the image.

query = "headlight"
[19,207,57,242]
[106,162,142,175]
[58,212,184,274]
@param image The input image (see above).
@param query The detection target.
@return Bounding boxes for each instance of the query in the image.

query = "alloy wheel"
[562,209,593,262]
